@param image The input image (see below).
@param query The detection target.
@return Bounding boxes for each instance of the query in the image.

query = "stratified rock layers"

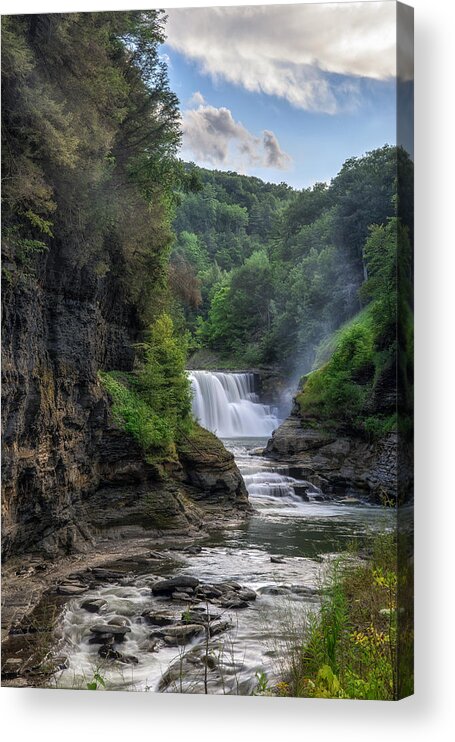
[265,414,398,502]
[1,247,248,560]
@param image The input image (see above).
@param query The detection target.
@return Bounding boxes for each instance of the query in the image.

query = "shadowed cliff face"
[1,245,249,560]
[265,413,398,502]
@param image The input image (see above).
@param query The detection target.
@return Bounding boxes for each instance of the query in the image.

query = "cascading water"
[189,370,279,438]
[52,367,390,694]
[188,369,315,506]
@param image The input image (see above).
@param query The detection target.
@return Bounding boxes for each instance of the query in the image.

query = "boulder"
[237,588,257,602]
[57,584,88,596]
[171,592,194,602]
[141,610,175,627]
[218,593,249,609]
[152,575,200,596]
[107,617,129,627]
[162,624,205,645]
[196,585,223,599]
[90,623,131,636]
[81,598,108,614]
[209,620,232,637]
[98,645,122,661]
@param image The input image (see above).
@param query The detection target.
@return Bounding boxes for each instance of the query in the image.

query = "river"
[54,371,392,694]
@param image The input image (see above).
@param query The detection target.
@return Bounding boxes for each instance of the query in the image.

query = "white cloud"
[181,101,291,171]
[188,91,205,107]
[166,2,401,113]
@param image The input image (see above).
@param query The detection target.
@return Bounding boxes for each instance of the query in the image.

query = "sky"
[162,1,407,189]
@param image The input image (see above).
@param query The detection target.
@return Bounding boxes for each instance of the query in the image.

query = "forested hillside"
[173,148,413,379]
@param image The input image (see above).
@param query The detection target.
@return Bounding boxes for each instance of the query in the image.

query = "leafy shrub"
[297,310,376,427]
[99,313,192,456]
[98,371,174,452]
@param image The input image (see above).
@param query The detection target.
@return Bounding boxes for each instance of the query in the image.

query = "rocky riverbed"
[2,436,394,693]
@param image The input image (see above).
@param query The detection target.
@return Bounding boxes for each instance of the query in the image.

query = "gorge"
[2,368,392,692]
[1,11,412,698]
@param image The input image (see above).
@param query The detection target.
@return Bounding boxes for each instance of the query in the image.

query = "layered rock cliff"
[1,244,249,560]
[265,403,399,503]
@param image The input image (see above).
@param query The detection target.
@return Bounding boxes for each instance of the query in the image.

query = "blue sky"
[163,3,404,189]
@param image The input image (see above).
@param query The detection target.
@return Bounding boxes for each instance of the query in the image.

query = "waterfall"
[189,370,279,438]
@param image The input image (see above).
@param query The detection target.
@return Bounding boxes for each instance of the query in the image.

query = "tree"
[137,313,192,437]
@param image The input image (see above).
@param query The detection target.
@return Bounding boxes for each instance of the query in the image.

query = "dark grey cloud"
[263,130,291,169]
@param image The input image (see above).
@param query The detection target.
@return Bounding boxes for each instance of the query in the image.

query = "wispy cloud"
[166,2,401,114]
[181,95,291,171]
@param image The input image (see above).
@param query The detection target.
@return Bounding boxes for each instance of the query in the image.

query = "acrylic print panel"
[1,2,413,699]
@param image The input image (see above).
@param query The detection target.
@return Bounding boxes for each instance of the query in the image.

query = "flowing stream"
[54,371,392,694]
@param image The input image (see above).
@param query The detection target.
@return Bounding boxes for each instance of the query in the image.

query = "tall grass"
[278,532,398,700]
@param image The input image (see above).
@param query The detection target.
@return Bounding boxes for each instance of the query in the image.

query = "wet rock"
[265,414,403,503]
[258,585,291,596]
[89,623,131,644]
[270,556,285,564]
[141,610,175,627]
[216,581,242,592]
[237,588,257,602]
[107,617,129,627]
[91,569,125,582]
[152,575,200,595]
[196,585,223,599]
[209,620,232,637]
[290,585,319,598]
[171,591,194,602]
[90,623,131,636]
[89,634,115,646]
[98,645,122,661]
[81,598,108,614]
[181,610,221,625]
[2,658,23,678]
[146,638,160,653]
[57,584,88,596]
[218,593,249,609]
[183,545,202,554]
[120,654,139,665]
[162,624,205,645]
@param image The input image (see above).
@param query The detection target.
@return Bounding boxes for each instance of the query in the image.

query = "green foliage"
[136,313,192,437]
[254,671,271,695]
[99,314,192,456]
[297,309,376,429]
[86,671,106,691]
[174,148,413,372]
[284,531,398,700]
[296,216,413,437]
[99,371,173,451]
[2,11,186,321]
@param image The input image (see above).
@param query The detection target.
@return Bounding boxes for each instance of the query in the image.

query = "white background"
[1,1,454,740]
